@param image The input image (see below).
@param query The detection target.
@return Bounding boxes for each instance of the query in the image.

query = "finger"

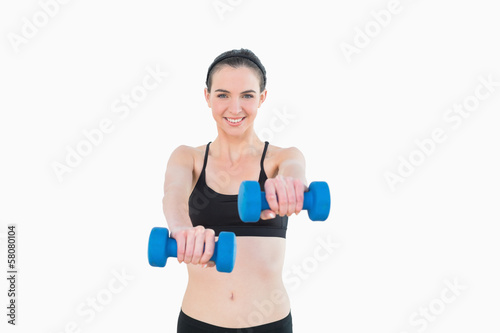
[174,230,186,263]
[294,179,305,214]
[260,209,276,220]
[200,229,215,265]
[184,228,196,264]
[264,179,279,214]
[285,177,296,216]
[191,227,206,265]
[274,176,288,217]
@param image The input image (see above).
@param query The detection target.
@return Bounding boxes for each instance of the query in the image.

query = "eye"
[243,94,254,99]
[217,94,228,98]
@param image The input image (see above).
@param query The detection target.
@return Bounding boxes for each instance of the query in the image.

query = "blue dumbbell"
[238,181,331,222]
[148,227,236,273]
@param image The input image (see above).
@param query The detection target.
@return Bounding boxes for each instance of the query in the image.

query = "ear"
[204,88,211,108]
[258,89,267,108]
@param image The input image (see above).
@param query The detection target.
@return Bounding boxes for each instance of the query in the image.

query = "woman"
[163,49,306,332]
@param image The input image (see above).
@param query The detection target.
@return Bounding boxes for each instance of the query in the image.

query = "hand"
[261,175,307,220]
[170,226,216,268]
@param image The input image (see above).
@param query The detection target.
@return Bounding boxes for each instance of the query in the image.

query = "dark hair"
[206,48,267,93]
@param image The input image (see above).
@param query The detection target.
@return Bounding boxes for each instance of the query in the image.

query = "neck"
[211,128,263,162]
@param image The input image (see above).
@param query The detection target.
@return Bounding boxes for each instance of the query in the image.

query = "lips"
[224,117,245,126]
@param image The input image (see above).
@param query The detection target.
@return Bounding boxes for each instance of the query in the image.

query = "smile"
[224,117,245,125]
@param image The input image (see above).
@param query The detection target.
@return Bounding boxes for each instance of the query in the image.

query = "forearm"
[277,147,307,185]
[162,181,215,266]
[278,161,307,185]
[162,185,193,233]
[161,145,195,233]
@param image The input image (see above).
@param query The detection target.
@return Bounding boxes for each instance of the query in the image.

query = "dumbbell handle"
[164,237,178,258]
[259,191,314,211]
[163,235,222,263]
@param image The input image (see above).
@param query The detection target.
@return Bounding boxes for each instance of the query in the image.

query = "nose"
[229,98,242,115]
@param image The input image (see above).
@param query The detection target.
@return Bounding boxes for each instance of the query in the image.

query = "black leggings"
[177,309,293,333]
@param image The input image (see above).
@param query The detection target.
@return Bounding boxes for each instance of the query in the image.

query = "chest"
[204,157,264,194]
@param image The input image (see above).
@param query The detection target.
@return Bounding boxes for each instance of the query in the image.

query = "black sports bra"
[188,142,288,238]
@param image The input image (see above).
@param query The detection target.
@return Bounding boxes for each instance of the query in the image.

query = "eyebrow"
[214,89,257,94]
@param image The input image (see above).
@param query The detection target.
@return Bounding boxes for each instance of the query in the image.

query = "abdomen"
[181,237,290,328]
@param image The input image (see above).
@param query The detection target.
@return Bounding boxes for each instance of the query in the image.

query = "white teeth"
[226,118,243,123]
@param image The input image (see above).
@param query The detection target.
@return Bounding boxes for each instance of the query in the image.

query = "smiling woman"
[206,65,265,135]
[162,49,305,332]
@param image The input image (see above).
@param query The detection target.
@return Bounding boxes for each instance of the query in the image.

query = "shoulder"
[171,144,204,156]
[168,144,207,166]
[267,144,305,164]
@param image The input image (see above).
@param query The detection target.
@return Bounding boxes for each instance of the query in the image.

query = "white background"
[1,0,499,332]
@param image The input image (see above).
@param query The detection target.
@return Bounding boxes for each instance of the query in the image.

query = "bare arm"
[162,145,194,233]
[162,145,215,267]
[276,147,307,184]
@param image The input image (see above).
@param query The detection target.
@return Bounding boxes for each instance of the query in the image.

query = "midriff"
[181,236,290,328]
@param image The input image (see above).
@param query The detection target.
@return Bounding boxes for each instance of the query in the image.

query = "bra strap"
[202,142,211,173]
[260,141,269,170]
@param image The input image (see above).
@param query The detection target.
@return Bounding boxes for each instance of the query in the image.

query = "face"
[204,66,267,136]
